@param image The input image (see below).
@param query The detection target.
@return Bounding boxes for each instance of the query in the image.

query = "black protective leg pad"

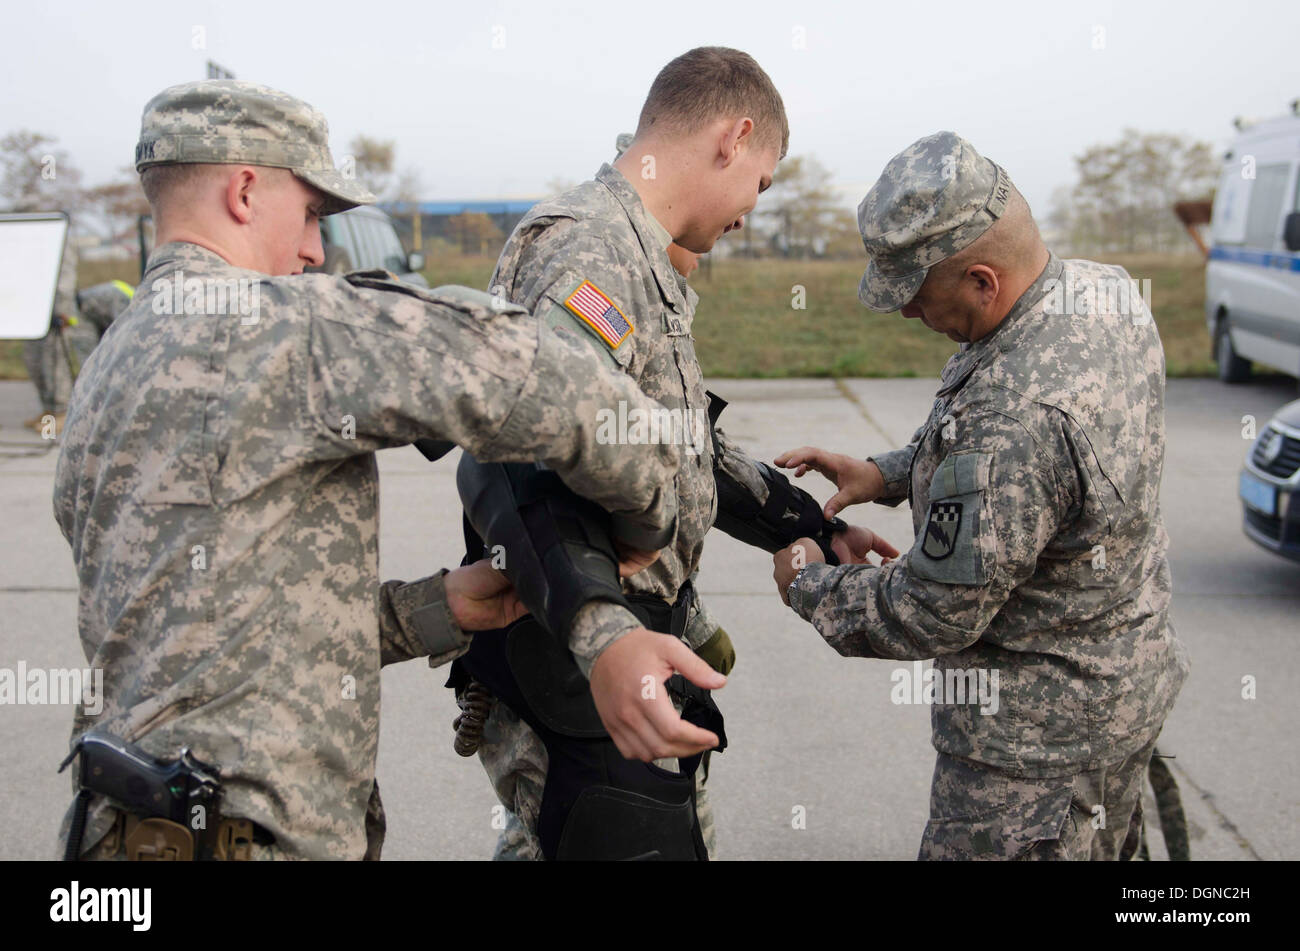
[554,786,699,861]
[457,454,632,638]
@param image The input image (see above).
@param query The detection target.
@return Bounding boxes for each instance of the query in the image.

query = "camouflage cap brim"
[295,166,376,216]
[136,80,376,216]
[856,132,1014,313]
[858,260,927,313]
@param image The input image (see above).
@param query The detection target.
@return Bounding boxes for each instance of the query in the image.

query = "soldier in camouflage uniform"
[39,280,137,405]
[53,80,682,861]
[22,224,82,433]
[774,132,1190,860]
[613,130,732,857]
[467,48,890,861]
[75,279,135,336]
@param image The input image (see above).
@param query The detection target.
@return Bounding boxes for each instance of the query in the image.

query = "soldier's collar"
[936,251,1062,396]
[594,164,688,313]
[997,251,1062,345]
[143,241,241,282]
[970,251,1063,355]
[644,209,672,251]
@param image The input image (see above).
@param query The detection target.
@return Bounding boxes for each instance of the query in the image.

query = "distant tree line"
[4,124,1216,263]
[1,129,148,251]
[734,155,861,260]
[1047,130,1218,256]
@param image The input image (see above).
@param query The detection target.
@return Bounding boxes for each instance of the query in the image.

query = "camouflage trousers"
[479,698,716,861]
[23,323,98,414]
[918,733,1159,860]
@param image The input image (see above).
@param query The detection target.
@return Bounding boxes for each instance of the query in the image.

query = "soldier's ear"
[965,264,1000,307]
[225,167,257,225]
[718,117,755,168]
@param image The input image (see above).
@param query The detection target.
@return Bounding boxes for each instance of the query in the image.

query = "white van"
[1207,106,1300,382]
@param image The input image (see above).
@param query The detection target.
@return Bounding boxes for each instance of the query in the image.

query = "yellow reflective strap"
[110,279,135,299]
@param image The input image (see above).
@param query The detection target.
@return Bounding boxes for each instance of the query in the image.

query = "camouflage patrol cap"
[134,80,375,215]
[614,132,634,159]
[857,131,1012,312]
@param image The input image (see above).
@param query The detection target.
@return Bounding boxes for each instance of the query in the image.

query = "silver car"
[1240,398,1300,561]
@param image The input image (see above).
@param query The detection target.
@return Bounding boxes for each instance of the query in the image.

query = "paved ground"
[1,373,1296,860]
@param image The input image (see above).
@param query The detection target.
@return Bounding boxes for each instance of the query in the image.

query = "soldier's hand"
[830,524,900,566]
[613,542,660,578]
[773,537,826,605]
[589,628,725,762]
[443,560,526,631]
[774,447,886,518]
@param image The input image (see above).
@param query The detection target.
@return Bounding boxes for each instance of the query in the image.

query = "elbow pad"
[422,442,675,553]
[457,453,632,639]
[706,390,843,564]
[713,460,845,565]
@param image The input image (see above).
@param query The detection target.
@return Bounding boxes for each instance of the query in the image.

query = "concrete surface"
[1,373,1296,860]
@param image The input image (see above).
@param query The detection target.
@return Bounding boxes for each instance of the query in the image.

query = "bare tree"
[80,167,149,246]
[343,134,430,204]
[1,129,83,213]
[346,134,395,198]
[1054,130,1218,255]
[755,155,847,258]
[393,167,424,203]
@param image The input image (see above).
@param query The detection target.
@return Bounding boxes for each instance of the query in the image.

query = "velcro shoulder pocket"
[429,284,528,320]
[909,451,993,586]
[343,271,528,320]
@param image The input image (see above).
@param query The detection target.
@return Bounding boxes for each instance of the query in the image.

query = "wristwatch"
[786,565,809,610]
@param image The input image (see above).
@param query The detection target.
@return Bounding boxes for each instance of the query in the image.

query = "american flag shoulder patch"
[563,280,634,349]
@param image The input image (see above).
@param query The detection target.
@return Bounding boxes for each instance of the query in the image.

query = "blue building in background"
[380,199,540,254]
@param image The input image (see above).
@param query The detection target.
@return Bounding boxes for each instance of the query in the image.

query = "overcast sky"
[6,0,1300,214]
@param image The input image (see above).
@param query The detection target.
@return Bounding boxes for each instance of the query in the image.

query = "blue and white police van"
[1207,104,1300,383]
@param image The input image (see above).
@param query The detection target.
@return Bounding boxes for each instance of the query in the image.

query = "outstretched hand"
[774,447,886,519]
[830,524,900,566]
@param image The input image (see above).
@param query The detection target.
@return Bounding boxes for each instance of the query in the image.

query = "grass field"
[0,251,1213,380]
[422,250,1215,378]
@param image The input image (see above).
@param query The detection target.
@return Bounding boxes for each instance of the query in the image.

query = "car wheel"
[1215,319,1252,383]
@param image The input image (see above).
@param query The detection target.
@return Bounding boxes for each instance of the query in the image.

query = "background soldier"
[774,131,1190,860]
[457,48,892,861]
[22,219,81,434]
[48,280,137,399]
[75,279,134,338]
[54,80,681,861]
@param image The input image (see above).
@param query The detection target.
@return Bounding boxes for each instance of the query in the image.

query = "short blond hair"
[139,163,295,218]
[636,47,789,159]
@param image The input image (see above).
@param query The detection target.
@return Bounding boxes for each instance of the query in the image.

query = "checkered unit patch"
[921,501,963,560]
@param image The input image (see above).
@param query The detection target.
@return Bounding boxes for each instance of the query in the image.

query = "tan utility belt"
[99,809,272,861]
